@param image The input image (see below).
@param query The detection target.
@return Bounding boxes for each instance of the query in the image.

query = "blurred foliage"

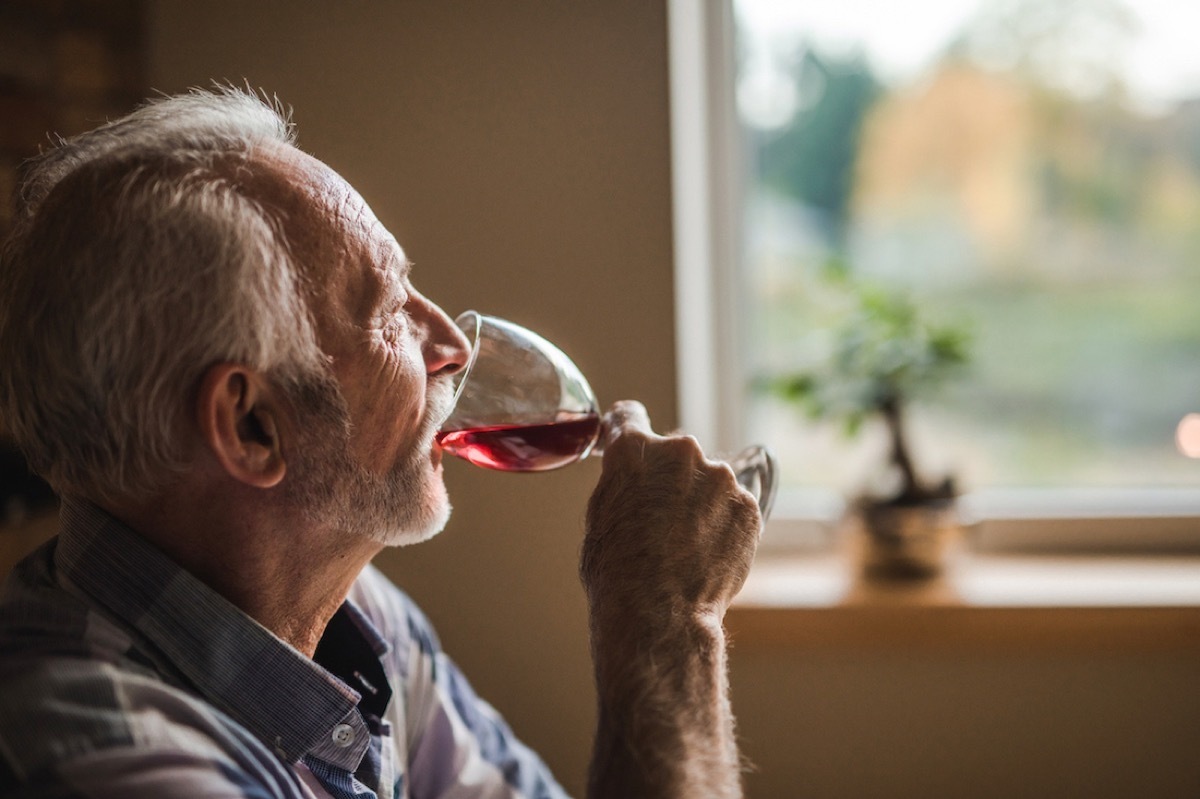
[755,47,880,248]
[767,263,972,438]
[762,263,972,502]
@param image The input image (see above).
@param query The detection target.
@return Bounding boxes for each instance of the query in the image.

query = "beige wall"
[146,3,1200,798]
[731,644,1199,798]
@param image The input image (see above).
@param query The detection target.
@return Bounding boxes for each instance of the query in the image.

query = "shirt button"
[331,723,355,747]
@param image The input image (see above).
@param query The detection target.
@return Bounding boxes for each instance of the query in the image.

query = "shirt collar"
[54,498,385,770]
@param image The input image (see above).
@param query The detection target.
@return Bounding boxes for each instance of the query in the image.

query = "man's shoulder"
[0,656,140,754]
[0,549,284,794]
[0,540,132,664]
[0,654,240,789]
[0,653,308,798]
[0,656,161,763]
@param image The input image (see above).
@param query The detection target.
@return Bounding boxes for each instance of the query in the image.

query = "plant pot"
[852,498,961,580]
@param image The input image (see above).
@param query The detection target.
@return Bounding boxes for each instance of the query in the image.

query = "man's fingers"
[601,400,654,449]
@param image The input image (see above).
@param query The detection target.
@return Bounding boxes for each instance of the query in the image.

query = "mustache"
[421,376,457,440]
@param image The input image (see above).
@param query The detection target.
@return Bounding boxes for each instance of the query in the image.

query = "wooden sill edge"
[728,551,1200,653]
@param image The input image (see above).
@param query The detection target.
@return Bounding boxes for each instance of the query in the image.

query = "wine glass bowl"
[437,312,601,472]
[437,311,778,519]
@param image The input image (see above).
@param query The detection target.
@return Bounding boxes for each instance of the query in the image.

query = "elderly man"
[0,88,760,799]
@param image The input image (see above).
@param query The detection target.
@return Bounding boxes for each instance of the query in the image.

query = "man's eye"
[383,306,410,338]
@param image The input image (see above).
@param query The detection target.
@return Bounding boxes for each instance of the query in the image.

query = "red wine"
[436,414,601,472]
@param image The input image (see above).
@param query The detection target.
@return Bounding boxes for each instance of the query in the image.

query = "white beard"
[285,374,455,548]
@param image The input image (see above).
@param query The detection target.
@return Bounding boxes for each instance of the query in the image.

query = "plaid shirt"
[0,499,567,799]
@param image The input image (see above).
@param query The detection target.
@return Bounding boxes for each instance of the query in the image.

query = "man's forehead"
[246,142,408,265]
[243,142,412,338]
[252,142,368,221]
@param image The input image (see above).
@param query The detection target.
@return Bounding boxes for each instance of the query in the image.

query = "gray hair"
[0,87,331,504]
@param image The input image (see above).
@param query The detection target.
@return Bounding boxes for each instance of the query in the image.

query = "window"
[669,0,1200,548]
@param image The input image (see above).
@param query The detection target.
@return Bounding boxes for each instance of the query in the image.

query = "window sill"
[729,546,1200,653]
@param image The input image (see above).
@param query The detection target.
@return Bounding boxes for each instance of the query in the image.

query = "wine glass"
[436,311,778,519]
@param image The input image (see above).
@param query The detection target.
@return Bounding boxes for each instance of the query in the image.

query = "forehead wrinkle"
[244,143,391,341]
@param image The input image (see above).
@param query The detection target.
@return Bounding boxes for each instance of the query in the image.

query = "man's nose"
[419,297,472,377]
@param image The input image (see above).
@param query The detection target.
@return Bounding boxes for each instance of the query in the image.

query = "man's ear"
[195,363,287,488]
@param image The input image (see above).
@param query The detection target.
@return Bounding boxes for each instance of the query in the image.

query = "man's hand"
[580,400,761,799]
[581,400,760,627]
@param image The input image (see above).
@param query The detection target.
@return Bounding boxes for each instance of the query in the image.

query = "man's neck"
[101,485,381,658]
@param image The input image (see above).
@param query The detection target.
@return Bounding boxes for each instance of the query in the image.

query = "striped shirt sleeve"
[349,568,569,799]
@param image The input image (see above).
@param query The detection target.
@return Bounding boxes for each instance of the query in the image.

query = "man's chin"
[368,481,452,548]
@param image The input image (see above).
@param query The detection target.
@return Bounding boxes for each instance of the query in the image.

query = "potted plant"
[768,270,972,578]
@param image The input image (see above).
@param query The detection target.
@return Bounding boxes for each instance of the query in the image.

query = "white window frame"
[666,0,1200,555]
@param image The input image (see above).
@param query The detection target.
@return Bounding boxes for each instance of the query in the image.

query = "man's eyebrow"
[384,251,412,281]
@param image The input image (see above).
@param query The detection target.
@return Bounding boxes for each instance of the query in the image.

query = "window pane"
[734,0,1200,495]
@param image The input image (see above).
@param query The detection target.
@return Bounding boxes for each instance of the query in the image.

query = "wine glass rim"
[447,309,601,427]
[451,309,484,408]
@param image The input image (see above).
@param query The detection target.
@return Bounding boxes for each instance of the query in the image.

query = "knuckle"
[659,434,704,460]
[604,427,652,459]
[697,458,740,494]
[613,399,645,415]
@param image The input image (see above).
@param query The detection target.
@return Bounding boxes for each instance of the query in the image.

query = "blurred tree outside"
[736,0,1200,493]
[753,48,881,249]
